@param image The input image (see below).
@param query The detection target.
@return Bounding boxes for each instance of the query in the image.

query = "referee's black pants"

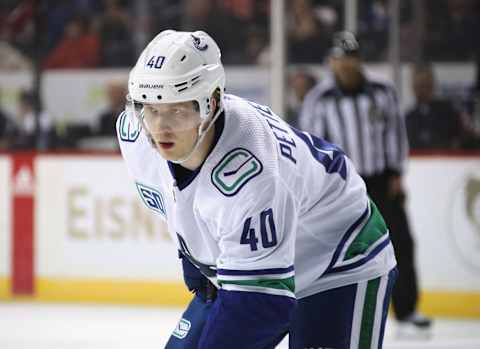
[363,173,419,320]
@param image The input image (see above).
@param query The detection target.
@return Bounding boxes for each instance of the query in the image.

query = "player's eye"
[146,106,159,114]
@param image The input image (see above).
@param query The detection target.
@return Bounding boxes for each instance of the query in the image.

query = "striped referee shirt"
[299,72,409,177]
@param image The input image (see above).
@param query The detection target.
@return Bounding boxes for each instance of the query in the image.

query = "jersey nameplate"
[118,111,141,142]
[135,182,166,217]
[211,148,263,196]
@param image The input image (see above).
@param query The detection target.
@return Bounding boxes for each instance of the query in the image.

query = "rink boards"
[0,156,11,300]
[0,153,190,305]
[0,153,479,317]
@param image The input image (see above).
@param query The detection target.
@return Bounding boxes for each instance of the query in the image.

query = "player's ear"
[327,56,336,69]
[207,91,218,119]
[210,93,217,112]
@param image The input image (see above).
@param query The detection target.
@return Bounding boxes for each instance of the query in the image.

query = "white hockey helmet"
[128,30,225,121]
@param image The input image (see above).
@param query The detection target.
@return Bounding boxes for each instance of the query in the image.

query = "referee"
[299,31,432,332]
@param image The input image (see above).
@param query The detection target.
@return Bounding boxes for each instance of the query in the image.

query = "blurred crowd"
[0,80,127,150]
[0,0,480,151]
[2,0,480,69]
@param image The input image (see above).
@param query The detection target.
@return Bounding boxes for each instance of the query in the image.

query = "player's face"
[142,101,202,161]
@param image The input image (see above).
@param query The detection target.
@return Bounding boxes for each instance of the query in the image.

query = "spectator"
[286,69,317,127]
[287,0,331,63]
[182,0,248,64]
[357,0,389,61]
[221,0,270,29]
[357,0,414,61]
[244,25,268,64]
[93,79,127,137]
[467,97,480,148]
[460,57,480,148]
[44,0,75,51]
[98,0,135,67]
[0,41,32,70]
[424,0,480,61]
[43,16,100,69]
[222,0,257,21]
[147,0,182,38]
[62,79,126,150]
[2,0,36,59]
[11,89,54,149]
[0,99,16,149]
[406,64,464,150]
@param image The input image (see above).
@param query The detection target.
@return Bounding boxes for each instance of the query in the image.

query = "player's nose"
[151,115,175,132]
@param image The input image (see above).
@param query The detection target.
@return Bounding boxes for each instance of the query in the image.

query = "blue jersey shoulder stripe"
[324,237,391,275]
[322,204,369,275]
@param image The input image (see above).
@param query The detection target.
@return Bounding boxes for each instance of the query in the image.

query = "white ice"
[1,302,480,349]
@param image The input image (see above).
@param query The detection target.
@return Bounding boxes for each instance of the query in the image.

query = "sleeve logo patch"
[119,111,141,142]
[211,148,263,196]
[172,318,191,339]
[135,182,166,217]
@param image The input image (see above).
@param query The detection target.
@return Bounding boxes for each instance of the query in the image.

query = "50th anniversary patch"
[136,182,167,218]
[211,148,263,196]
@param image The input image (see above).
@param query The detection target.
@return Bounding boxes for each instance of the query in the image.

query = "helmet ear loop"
[197,95,215,136]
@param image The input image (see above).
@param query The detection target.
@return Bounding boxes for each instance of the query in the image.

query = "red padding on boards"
[11,154,35,295]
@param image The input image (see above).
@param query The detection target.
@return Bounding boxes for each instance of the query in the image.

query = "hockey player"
[117,30,398,349]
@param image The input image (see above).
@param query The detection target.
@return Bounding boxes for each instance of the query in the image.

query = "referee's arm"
[384,85,409,176]
[384,85,409,197]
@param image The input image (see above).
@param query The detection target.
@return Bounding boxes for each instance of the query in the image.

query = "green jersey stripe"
[221,284,296,298]
[359,276,381,348]
[344,200,388,261]
[217,271,295,282]
[218,276,295,293]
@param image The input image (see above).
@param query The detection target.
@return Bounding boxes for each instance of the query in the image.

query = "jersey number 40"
[241,208,277,251]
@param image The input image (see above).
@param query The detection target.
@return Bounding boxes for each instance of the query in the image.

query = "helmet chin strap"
[161,104,223,165]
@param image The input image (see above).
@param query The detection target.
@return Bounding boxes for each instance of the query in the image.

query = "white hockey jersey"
[117,94,397,299]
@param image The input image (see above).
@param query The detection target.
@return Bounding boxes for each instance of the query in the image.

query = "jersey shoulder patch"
[211,147,263,197]
[117,111,141,142]
[135,182,167,217]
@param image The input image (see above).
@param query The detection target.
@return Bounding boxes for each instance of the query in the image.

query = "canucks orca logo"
[191,34,208,51]
[211,148,263,196]
[465,177,480,236]
[118,111,140,142]
[136,182,166,217]
[449,171,480,271]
